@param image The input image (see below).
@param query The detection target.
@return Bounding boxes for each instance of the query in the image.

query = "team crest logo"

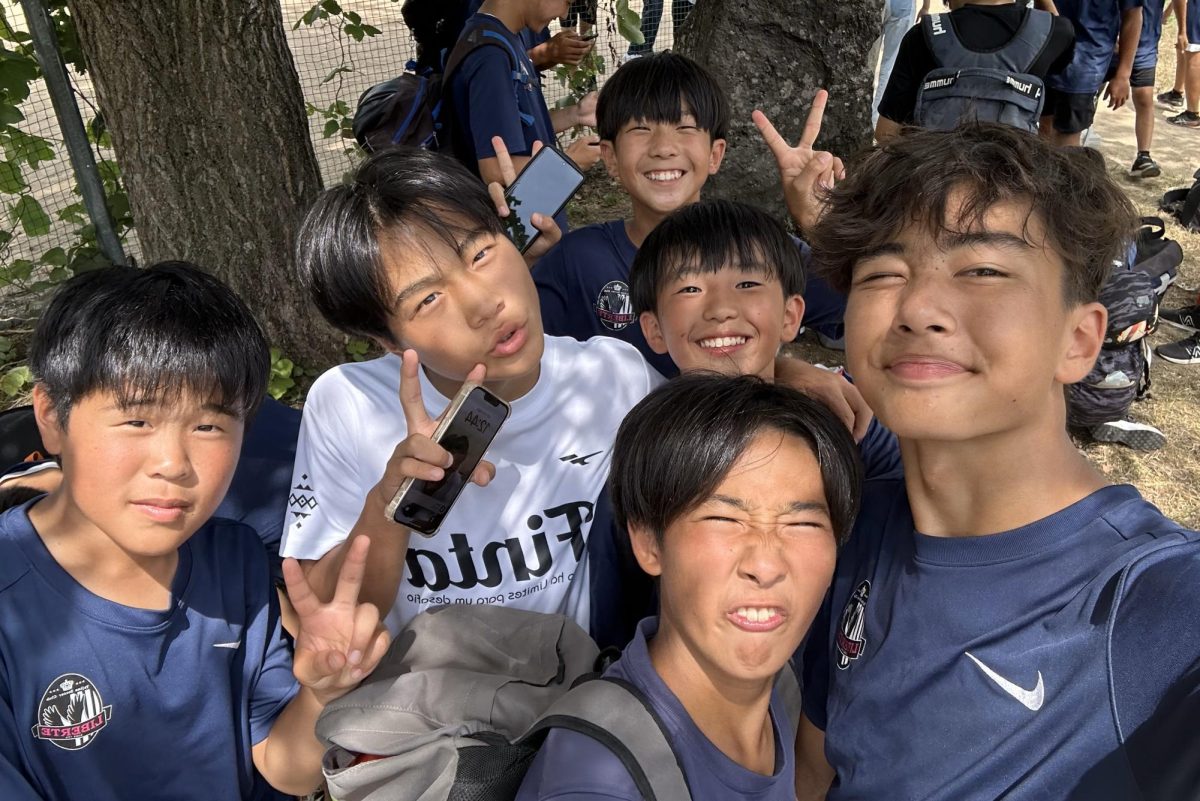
[594,280,634,331]
[32,673,113,750]
[835,580,870,670]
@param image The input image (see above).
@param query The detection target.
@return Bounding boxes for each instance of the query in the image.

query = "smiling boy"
[0,263,388,800]
[280,148,660,649]
[516,373,862,801]
[795,124,1200,800]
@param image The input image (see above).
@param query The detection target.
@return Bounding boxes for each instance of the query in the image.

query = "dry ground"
[571,14,1200,528]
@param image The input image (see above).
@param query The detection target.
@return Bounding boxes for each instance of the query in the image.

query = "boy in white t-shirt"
[280,148,661,647]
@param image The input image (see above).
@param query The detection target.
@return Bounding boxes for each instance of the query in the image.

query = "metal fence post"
[18,0,127,267]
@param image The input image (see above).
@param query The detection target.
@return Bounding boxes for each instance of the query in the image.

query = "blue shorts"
[1191,0,1200,46]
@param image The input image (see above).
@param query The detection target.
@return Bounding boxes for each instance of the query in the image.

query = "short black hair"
[0,486,44,514]
[29,261,269,426]
[609,373,862,545]
[630,199,806,315]
[597,51,730,142]
[296,147,504,346]
[809,123,1138,304]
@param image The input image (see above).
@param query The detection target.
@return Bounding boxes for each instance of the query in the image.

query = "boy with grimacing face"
[0,263,388,800]
[515,373,862,801]
[794,123,1200,801]
[628,198,902,481]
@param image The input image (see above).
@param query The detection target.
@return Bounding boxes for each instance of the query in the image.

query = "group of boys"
[1,0,1198,799]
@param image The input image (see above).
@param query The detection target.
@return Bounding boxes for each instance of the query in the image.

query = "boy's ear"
[600,140,621,182]
[31,383,64,455]
[707,138,727,175]
[628,523,663,577]
[639,311,670,355]
[372,334,405,359]
[1056,301,1106,385]
[780,294,806,343]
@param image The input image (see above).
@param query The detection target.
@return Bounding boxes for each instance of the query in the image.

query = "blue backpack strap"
[925,8,1054,72]
[444,18,536,128]
[518,676,692,801]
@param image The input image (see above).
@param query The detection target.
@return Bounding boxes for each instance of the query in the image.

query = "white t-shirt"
[280,335,661,634]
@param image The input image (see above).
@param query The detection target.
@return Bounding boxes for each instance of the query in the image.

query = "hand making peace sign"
[753,88,846,234]
[282,535,391,706]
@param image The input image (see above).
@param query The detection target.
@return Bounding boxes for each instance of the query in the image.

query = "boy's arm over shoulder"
[514,728,644,801]
[1108,534,1200,798]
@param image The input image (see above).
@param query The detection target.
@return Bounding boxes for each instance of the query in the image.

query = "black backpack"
[913,8,1054,134]
[352,12,530,154]
[1066,219,1183,428]
[1159,168,1200,233]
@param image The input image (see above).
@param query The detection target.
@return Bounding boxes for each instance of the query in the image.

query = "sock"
[1137,150,1150,158]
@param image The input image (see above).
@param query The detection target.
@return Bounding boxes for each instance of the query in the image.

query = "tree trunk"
[65,0,343,370]
[679,0,882,220]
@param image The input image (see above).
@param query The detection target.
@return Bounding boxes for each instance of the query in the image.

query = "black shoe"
[1166,111,1200,129]
[1157,90,1185,109]
[1129,153,1161,178]
[1160,304,1200,332]
[1156,332,1200,364]
[1090,419,1166,451]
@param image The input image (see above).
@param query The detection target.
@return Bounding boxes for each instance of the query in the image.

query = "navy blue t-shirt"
[515,616,798,801]
[0,507,300,801]
[1134,0,1165,69]
[802,480,1200,800]
[1049,0,1142,93]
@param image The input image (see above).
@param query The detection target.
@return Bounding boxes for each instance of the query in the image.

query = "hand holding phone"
[499,144,586,254]
[378,351,504,536]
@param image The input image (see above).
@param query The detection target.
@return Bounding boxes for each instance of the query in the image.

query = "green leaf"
[322,65,354,84]
[40,246,66,266]
[10,195,50,236]
[344,10,361,24]
[321,0,343,14]
[322,118,340,138]
[361,24,382,36]
[57,201,86,225]
[616,1,644,45]
[0,158,24,193]
[3,128,54,168]
[0,103,23,125]
[0,365,31,397]
[4,257,33,281]
[344,23,364,41]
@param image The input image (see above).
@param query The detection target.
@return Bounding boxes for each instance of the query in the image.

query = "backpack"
[315,605,802,801]
[352,14,533,154]
[914,9,1054,134]
[1158,168,1200,233]
[1066,220,1182,428]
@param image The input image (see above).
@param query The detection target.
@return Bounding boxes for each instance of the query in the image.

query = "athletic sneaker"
[1090,419,1166,451]
[1166,111,1200,129]
[1160,304,1200,332]
[1156,331,1200,364]
[1129,153,1161,178]
[1157,89,1185,109]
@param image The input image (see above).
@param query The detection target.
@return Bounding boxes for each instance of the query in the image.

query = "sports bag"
[316,604,801,801]
[352,15,532,154]
[1158,168,1200,233]
[914,8,1054,134]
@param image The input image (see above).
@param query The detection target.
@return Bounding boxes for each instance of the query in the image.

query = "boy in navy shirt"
[796,124,1200,799]
[532,52,848,377]
[517,373,863,801]
[0,263,389,800]
[448,0,601,196]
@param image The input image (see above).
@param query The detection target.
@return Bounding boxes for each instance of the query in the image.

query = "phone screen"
[389,387,510,535]
[501,146,586,253]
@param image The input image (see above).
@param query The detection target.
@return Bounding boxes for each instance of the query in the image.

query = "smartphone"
[384,384,511,536]
[500,145,586,253]
[580,30,599,41]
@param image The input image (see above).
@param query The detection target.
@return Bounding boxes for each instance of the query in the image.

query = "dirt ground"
[572,14,1200,528]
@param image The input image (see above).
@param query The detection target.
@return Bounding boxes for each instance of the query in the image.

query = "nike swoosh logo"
[964,652,1044,711]
[212,641,241,649]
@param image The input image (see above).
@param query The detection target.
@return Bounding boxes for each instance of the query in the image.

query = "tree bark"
[679,0,882,220]
[65,0,342,370]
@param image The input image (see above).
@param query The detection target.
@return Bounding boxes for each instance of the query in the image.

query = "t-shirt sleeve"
[513,728,644,800]
[460,46,533,161]
[533,243,576,339]
[246,541,301,745]
[1109,541,1200,798]
[280,373,367,561]
[857,419,903,481]
[877,24,931,124]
